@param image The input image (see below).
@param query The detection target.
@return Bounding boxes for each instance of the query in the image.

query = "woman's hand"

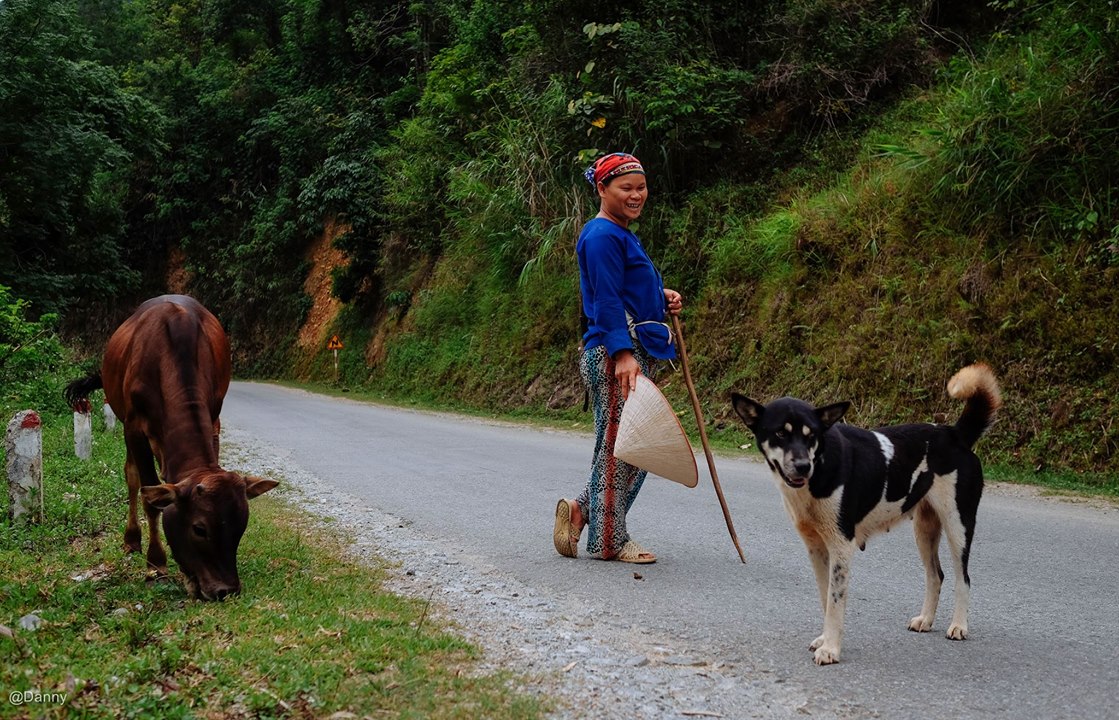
[614,349,640,400]
[664,288,683,316]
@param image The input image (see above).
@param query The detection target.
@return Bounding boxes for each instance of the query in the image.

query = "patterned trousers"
[576,344,656,559]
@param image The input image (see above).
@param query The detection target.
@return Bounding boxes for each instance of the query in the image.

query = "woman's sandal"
[616,539,657,564]
[553,499,584,558]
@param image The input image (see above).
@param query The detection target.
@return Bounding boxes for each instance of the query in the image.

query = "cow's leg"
[141,496,168,578]
[124,430,167,577]
[122,430,156,554]
[212,417,221,459]
[123,458,143,553]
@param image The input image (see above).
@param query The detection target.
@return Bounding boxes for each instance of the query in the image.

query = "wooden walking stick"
[672,314,747,563]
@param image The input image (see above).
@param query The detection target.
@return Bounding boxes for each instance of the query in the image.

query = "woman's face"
[598,173,648,227]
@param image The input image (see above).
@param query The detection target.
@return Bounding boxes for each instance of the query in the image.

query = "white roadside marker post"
[6,410,44,524]
[73,398,92,460]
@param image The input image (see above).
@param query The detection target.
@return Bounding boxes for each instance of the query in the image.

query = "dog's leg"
[814,542,854,665]
[942,516,971,640]
[909,501,944,632]
[798,526,830,651]
[941,496,978,640]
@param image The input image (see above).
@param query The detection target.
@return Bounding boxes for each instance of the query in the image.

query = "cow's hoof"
[144,569,170,583]
[183,576,201,600]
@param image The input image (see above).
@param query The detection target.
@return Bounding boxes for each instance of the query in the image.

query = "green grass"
[0,406,546,719]
[986,464,1119,500]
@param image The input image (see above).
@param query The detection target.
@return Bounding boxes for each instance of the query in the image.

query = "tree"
[0,0,165,317]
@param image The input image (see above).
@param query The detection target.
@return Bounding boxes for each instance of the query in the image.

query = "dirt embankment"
[297,219,350,351]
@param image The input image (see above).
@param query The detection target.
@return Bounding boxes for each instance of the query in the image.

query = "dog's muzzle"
[764,442,812,489]
[783,474,808,489]
[776,464,809,489]
[780,459,812,489]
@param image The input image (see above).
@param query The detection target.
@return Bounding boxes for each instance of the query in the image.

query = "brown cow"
[65,295,277,600]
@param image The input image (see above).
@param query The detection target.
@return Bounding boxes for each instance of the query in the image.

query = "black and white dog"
[731,364,1001,665]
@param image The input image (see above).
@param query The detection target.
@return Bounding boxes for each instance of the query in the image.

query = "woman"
[553,152,684,564]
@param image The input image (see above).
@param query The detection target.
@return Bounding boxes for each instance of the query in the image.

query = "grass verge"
[0,408,546,719]
[985,465,1119,500]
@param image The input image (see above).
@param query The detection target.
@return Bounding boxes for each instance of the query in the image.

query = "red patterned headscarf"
[584,152,645,188]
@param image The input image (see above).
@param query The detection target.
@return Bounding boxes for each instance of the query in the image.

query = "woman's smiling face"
[597,173,648,227]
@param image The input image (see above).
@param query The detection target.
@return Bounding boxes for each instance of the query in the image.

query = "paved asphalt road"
[222,381,1118,720]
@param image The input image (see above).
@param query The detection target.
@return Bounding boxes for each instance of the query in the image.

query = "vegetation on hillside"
[1,0,1116,478]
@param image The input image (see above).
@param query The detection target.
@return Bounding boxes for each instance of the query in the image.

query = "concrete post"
[73,398,92,460]
[103,403,117,431]
[6,410,43,524]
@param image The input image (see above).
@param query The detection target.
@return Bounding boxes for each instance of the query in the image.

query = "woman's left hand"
[664,288,683,316]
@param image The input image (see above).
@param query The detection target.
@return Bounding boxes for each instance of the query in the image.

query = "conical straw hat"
[614,374,698,488]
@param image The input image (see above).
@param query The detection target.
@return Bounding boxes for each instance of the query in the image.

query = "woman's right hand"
[664,287,683,315]
[614,349,640,400]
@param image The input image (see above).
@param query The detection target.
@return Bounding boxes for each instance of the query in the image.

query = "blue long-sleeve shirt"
[577,217,675,360]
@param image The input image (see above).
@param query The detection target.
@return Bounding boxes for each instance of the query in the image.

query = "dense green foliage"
[0,0,163,315]
[0,285,70,414]
[1,0,1116,477]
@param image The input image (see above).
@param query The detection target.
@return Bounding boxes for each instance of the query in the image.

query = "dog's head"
[730,393,849,489]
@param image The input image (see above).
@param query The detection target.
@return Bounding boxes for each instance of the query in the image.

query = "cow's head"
[141,471,278,600]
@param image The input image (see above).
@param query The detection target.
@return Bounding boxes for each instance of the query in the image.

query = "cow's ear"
[244,476,279,499]
[141,483,178,511]
[731,393,765,429]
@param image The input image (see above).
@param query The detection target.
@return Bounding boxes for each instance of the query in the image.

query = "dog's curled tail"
[947,363,1002,448]
[64,371,103,410]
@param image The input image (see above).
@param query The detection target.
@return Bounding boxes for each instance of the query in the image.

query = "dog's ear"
[730,393,765,429]
[816,401,850,429]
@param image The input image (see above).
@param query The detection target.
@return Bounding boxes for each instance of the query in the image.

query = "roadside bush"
[0,285,70,415]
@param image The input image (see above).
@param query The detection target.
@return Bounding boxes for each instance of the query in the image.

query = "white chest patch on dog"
[873,432,894,464]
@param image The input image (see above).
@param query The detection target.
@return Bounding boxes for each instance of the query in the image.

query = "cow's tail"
[64,371,103,410]
[947,363,1002,449]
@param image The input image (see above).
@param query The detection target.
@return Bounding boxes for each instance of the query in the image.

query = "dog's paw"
[809,634,826,651]
[946,624,968,640]
[908,615,934,632]
[813,645,841,665]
